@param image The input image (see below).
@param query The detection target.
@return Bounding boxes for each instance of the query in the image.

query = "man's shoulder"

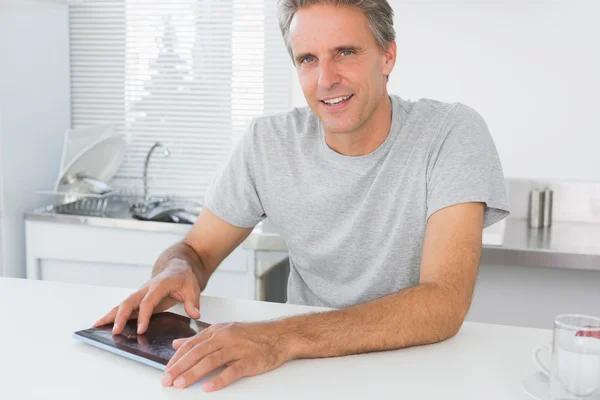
[249,105,319,141]
[393,94,483,122]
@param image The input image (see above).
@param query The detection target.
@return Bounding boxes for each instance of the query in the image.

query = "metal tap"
[143,142,170,202]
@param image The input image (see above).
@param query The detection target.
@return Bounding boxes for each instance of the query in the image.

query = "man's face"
[289,4,395,135]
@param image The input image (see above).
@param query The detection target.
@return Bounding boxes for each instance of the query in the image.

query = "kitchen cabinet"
[25,210,600,328]
[467,262,600,330]
[24,217,288,301]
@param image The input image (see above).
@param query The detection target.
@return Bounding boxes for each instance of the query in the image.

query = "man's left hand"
[161,321,292,391]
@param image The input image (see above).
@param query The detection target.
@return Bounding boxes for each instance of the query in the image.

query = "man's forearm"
[152,241,211,291]
[276,283,470,360]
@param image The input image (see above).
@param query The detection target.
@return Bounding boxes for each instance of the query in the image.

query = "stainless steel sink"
[130,199,199,224]
[45,195,200,224]
[47,196,131,218]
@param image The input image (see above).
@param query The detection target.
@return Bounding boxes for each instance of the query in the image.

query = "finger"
[184,297,201,320]
[166,327,213,369]
[163,337,217,386]
[172,333,200,350]
[165,336,216,380]
[112,291,146,335]
[154,296,178,313]
[137,285,170,334]
[172,335,198,350]
[173,332,200,350]
[93,305,119,327]
[172,349,235,389]
[204,361,245,392]
[137,334,150,348]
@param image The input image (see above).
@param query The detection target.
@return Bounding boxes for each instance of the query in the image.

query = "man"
[95,0,509,392]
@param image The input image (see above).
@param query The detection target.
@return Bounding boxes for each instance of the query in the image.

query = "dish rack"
[41,185,202,220]
[41,185,144,218]
[49,197,112,218]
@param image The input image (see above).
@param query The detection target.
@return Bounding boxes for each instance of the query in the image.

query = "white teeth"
[323,95,351,105]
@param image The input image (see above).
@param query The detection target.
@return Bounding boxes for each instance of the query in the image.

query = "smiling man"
[95,0,509,392]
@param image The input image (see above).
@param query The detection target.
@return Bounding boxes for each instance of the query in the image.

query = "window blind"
[70,0,292,200]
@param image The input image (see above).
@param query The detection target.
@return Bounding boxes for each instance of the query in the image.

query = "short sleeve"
[203,118,266,228]
[426,104,510,227]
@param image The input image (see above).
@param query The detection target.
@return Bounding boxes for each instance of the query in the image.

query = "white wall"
[291,0,600,183]
[0,2,70,277]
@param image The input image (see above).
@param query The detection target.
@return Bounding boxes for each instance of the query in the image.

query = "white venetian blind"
[70,0,292,200]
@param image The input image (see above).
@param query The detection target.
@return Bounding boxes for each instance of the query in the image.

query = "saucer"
[522,372,600,400]
[522,372,550,400]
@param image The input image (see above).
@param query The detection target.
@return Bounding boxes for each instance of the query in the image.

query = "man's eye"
[341,49,354,56]
[302,56,315,63]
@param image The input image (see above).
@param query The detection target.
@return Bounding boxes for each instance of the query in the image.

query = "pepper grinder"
[542,187,553,228]
[528,189,545,229]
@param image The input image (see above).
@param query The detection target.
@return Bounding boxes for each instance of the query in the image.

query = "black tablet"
[73,311,211,370]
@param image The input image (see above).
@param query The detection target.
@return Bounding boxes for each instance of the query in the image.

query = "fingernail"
[162,373,172,386]
[194,307,200,315]
[204,382,215,391]
[174,377,185,388]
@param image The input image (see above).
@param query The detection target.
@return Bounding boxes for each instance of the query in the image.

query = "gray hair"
[277,0,396,62]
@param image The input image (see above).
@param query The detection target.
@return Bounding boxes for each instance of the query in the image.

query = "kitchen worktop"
[481,219,600,271]
[25,206,600,271]
[0,277,548,399]
[25,204,287,252]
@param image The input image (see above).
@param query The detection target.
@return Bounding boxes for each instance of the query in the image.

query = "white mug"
[532,314,600,399]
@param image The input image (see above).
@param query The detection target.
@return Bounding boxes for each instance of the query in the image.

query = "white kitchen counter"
[25,207,600,271]
[1,277,549,399]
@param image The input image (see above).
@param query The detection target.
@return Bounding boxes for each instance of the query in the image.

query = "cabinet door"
[36,259,151,289]
[34,258,255,300]
[26,220,255,300]
[467,263,600,329]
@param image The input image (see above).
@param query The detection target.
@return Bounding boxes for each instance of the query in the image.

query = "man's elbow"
[445,314,466,340]
[432,311,466,344]
[437,286,473,341]
[445,297,472,340]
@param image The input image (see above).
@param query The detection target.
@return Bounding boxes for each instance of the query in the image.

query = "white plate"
[58,124,114,172]
[522,372,549,400]
[54,134,126,195]
[523,372,600,400]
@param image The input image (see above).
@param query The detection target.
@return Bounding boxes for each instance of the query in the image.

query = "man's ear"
[382,40,397,78]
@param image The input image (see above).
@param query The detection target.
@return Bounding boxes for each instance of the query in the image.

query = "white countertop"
[26,206,600,270]
[0,277,549,399]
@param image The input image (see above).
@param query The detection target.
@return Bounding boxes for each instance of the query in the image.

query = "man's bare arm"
[94,208,253,334]
[275,202,485,359]
[152,208,254,291]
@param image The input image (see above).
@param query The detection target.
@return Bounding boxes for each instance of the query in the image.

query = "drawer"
[26,220,247,273]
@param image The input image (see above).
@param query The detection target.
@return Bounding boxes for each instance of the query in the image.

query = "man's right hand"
[93,258,201,336]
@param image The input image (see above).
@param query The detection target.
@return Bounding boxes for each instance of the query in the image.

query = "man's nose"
[318,60,341,89]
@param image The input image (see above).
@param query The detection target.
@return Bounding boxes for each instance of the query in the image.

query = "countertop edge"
[24,211,600,272]
[480,247,600,272]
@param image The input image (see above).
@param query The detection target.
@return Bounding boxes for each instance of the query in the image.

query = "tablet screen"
[74,312,210,369]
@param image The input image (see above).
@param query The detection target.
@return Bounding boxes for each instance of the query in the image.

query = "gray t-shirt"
[205,95,510,308]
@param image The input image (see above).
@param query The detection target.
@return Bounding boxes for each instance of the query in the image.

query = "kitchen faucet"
[143,141,170,202]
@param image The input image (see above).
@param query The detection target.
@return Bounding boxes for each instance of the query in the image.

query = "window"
[70,0,292,200]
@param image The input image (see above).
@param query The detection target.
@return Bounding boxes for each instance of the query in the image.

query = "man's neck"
[323,94,393,157]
